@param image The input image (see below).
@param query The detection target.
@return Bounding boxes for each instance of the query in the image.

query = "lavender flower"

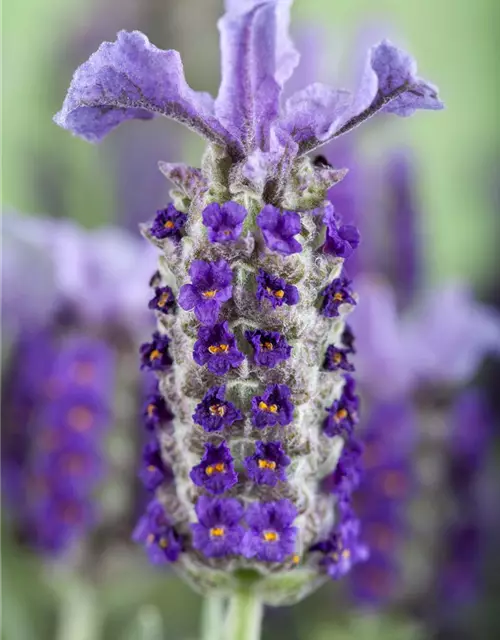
[311,515,369,580]
[133,498,182,564]
[143,391,173,432]
[193,322,244,375]
[189,442,238,495]
[192,385,243,432]
[256,269,299,308]
[322,202,360,258]
[191,496,244,558]
[150,204,187,241]
[251,384,294,428]
[245,329,292,368]
[323,379,360,438]
[140,332,172,371]
[202,201,248,243]
[245,441,291,486]
[257,206,302,255]
[56,0,442,606]
[178,260,233,325]
[139,438,170,492]
[324,345,355,372]
[321,277,357,318]
[148,286,176,314]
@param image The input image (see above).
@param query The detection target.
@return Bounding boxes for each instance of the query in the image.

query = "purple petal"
[216,0,298,150]
[282,39,443,154]
[55,31,242,156]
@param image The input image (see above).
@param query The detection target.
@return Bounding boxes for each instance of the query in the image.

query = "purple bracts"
[179,260,233,325]
[202,201,248,243]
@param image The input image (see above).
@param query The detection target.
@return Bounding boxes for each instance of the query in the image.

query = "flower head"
[133,498,182,564]
[243,500,298,563]
[150,204,187,241]
[179,260,233,325]
[321,277,356,318]
[191,496,244,558]
[256,269,299,308]
[192,385,243,432]
[245,329,291,368]
[202,201,248,243]
[148,286,176,314]
[245,441,291,486]
[190,442,238,495]
[251,384,294,428]
[140,332,172,371]
[193,322,244,375]
[257,206,302,255]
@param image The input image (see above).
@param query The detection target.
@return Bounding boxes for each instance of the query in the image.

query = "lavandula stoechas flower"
[56,0,442,604]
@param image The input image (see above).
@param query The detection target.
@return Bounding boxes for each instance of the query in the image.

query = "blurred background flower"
[2,0,500,639]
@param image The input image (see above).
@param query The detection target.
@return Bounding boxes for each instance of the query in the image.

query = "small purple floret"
[179,260,233,325]
[190,441,238,495]
[150,204,187,241]
[321,277,356,318]
[242,500,298,563]
[341,324,356,353]
[251,384,294,428]
[245,441,291,486]
[324,437,363,497]
[139,438,170,491]
[256,269,299,308]
[311,515,368,580]
[323,376,360,438]
[245,329,291,368]
[148,286,176,314]
[133,498,182,564]
[202,201,248,243]
[191,495,244,558]
[143,392,173,431]
[140,332,172,371]
[193,322,245,375]
[256,205,302,255]
[322,203,360,259]
[324,345,354,372]
[192,385,243,432]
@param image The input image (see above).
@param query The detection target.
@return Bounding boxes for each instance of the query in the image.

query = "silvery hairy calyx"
[55,0,442,637]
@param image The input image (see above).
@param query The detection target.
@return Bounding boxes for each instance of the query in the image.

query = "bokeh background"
[2,1,500,639]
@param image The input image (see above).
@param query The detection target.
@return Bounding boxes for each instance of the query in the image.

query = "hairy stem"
[224,588,263,640]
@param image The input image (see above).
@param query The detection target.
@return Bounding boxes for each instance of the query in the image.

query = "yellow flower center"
[266,287,285,299]
[209,404,226,417]
[147,403,156,417]
[164,220,175,229]
[202,290,218,299]
[332,352,342,364]
[147,465,157,472]
[263,531,279,542]
[333,292,343,301]
[205,463,226,476]
[149,349,161,361]
[157,292,170,307]
[210,527,225,537]
[258,401,278,413]
[159,537,169,549]
[258,459,277,470]
[262,341,274,350]
[334,408,348,422]
[208,344,229,354]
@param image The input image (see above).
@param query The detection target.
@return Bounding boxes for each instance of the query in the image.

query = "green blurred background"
[3,1,500,639]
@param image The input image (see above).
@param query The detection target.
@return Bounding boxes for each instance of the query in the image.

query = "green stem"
[55,577,102,640]
[201,595,226,640]
[223,588,263,640]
